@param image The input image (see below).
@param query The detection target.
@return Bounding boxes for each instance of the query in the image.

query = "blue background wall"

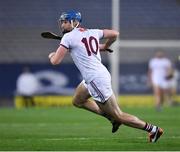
[1,63,180,97]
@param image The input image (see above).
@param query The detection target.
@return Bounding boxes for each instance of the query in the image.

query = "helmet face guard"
[59,10,82,34]
[60,10,82,23]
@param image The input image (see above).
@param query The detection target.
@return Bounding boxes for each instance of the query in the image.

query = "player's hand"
[99,44,113,53]
[105,48,114,53]
[48,52,56,59]
[147,79,153,88]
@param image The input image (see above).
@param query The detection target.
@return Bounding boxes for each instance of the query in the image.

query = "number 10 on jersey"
[81,36,98,56]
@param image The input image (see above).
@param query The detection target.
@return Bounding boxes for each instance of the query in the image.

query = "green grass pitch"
[0,106,179,151]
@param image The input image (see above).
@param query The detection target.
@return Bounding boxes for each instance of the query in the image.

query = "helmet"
[60,10,82,23]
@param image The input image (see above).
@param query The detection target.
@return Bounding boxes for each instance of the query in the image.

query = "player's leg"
[96,93,163,142]
[72,81,121,132]
[162,80,173,106]
[96,93,145,129]
[153,85,164,111]
[165,87,178,106]
[169,86,179,106]
[164,79,178,106]
[164,87,172,106]
[72,81,102,115]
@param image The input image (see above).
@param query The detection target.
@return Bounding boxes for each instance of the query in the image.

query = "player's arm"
[166,64,174,80]
[147,68,153,87]
[99,29,119,50]
[48,45,68,65]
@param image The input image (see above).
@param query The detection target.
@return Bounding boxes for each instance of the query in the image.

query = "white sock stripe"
[146,123,154,132]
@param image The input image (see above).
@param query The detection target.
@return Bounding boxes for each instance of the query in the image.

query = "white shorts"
[82,76,113,103]
[152,76,177,89]
[162,78,177,90]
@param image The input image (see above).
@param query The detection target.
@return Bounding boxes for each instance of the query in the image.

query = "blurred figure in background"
[16,66,40,107]
[148,51,179,111]
[164,67,179,106]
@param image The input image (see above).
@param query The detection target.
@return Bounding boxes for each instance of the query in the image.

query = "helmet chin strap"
[70,20,79,29]
[61,20,80,34]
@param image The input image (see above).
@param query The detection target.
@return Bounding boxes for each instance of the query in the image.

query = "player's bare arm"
[48,46,68,65]
[147,69,153,87]
[101,29,119,50]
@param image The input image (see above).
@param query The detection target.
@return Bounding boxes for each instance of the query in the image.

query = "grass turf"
[0,106,179,151]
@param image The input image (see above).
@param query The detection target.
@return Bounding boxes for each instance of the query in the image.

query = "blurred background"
[0,0,180,107]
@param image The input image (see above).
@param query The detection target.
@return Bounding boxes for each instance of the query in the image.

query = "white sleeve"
[60,34,71,49]
[97,29,104,39]
[149,59,153,69]
[167,59,172,67]
[92,29,103,39]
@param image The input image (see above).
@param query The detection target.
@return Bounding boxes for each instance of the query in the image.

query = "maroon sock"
[143,122,154,132]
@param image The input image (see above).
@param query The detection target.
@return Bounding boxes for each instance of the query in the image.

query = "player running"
[148,51,179,111]
[48,10,163,142]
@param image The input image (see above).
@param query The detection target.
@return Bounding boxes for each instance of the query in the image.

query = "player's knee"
[72,96,78,107]
[72,96,83,108]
